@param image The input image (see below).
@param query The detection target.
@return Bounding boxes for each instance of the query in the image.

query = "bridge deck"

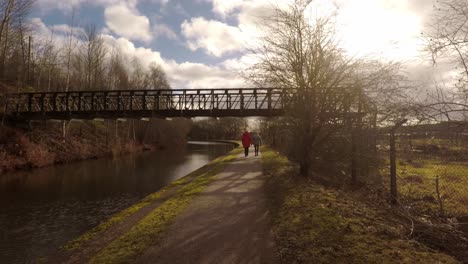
[4,88,287,120]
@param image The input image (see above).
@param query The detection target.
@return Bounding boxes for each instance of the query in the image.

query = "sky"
[30,0,449,89]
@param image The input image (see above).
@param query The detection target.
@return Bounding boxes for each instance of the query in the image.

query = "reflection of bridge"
[4,88,287,121]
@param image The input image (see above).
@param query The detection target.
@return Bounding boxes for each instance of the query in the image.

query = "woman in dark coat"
[241,130,252,157]
[251,132,262,156]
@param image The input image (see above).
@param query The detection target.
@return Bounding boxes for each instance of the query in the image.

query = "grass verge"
[378,155,468,217]
[262,147,459,264]
[87,147,242,263]
[396,159,468,217]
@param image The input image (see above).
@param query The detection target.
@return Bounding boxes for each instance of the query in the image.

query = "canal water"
[0,141,233,264]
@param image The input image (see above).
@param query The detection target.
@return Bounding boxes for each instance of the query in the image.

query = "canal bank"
[0,141,234,264]
[47,145,243,264]
[0,118,192,175]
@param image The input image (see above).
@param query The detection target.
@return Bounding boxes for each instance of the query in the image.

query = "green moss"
[262,147,459,264]
[87,148,242,264]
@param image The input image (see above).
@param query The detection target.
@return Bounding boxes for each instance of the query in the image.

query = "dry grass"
[262,147,459,264]
[395,159,468,217]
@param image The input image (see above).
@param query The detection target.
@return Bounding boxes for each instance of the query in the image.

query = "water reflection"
[0,142,233,264]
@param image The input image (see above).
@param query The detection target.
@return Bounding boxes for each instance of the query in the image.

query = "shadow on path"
[137,154,278,264]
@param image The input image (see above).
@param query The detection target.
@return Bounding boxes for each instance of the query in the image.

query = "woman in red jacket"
[241,130,252,157]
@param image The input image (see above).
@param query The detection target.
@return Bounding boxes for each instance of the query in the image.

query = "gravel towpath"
[136,152,278,264]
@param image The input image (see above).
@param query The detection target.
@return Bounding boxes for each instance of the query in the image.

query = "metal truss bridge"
[3,88,287,121]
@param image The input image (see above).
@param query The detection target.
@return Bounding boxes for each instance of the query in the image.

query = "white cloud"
[181,17,245,57]
[36,0,169,13]
[31,19,245,89]
[36,0,84,12]
[152,0,170,6]
[209,0,244,17]
[104,4,153,42]
[36,0,131,12]
[104,35,246,88]
[207,0,427,61]
[165,61,245,88]
[154,24,178,40]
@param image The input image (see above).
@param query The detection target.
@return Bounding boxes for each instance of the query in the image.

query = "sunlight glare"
[306,0,424,60]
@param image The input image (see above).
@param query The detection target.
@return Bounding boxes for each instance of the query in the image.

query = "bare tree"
[146,62,170,89]
[422,0,468,119]
[425,0,468,91]
[107,49,129,90]
[246,0,362,176]
[130,57,148,90]
[64,8,76,92]
[0,0,34,78]
[79,25,107,90]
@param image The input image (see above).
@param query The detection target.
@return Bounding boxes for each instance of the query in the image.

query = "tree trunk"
[351,128,358,184]
[0,0,14,38]
[1,17,10,77]
[27,35,31,84]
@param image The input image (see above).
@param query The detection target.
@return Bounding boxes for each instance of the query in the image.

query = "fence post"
[351,125,358,184]
[389,119,407,204]
[351,95,363,185]
[435,176,445,217]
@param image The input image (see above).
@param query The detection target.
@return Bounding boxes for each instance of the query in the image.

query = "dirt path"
[137,152,278,264]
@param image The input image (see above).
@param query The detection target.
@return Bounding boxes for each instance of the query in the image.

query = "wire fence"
[260,117,468,222]
[380,127,468,219]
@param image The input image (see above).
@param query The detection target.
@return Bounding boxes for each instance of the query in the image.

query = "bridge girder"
[4,88,287,121]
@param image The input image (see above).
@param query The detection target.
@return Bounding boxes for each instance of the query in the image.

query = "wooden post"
[435,176,445,217]
[389,119,407,204]
[351,95,363,184]
[351,126,358,184]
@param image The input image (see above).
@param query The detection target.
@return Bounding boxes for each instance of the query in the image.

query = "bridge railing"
[5,88,288,120]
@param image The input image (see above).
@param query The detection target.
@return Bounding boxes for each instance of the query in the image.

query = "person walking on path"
[242,130,252,157]
[251,132,263,156]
